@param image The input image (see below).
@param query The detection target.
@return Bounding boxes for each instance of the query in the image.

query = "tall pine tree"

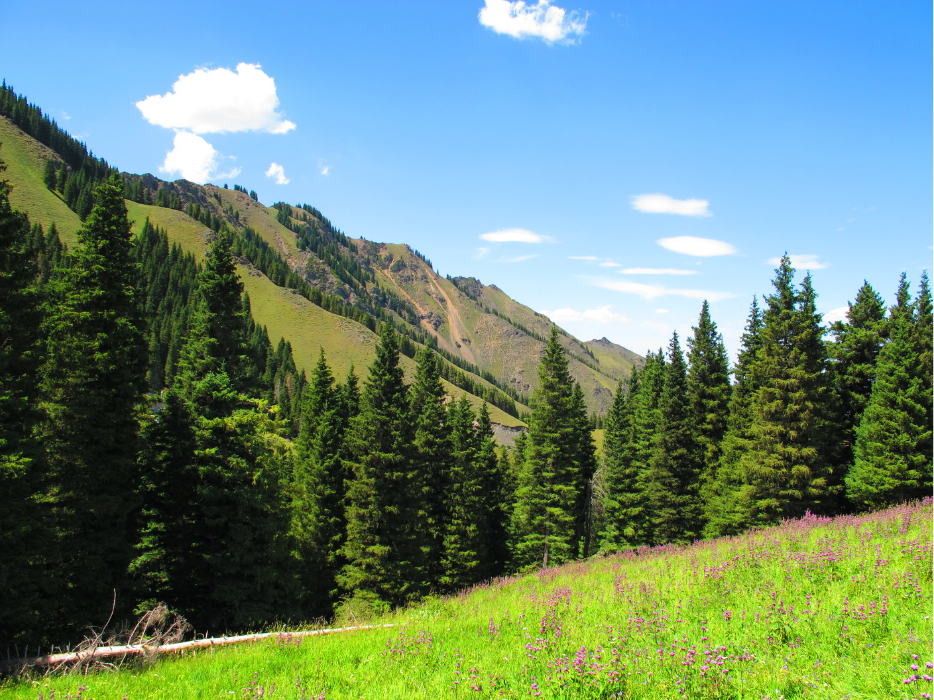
[739,257,833,524]
[0,160,56,646]
[339,325,416,608]
[512,328,591,569]
[643,332,703,544]
[39,175,148,632]
[847,274,933,508]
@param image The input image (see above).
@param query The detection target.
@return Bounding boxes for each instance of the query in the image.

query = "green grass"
[0,116,82,246]
[6,501,930,699]
[592,428,605,456]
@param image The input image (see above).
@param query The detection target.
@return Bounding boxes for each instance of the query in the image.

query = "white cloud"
[598,260,621,267]
[318,158,330,176]
[479,0,588,43]
[137,63,295,135]
[824,306,848,324]
[159,131,240,184]
[265,162,290,185]
[620,267,699,276]
[499,253,540,263]
[657,236,738,257]
[476,247,491,259]
[631,193,712,217]
[569,255,600,261]
[61,111,72,121]
[588,276,734,302]
[656,309,668,314]
[540,305,627,324]
[766,254,830,270]
[480,228,554,243]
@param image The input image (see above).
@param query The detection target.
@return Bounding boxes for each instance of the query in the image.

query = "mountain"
[0,94,642,427]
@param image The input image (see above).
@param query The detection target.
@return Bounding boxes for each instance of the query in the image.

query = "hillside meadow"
[5,499,931,700]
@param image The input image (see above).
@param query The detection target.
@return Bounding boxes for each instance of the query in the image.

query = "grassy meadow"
[5,500,931,699]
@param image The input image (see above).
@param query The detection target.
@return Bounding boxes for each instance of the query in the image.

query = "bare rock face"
[422,311,444,330]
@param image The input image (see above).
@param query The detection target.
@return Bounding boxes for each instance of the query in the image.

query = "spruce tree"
[739,257,832,524]
[686,301,731,488]
[475,402,511,578]
[847,274,933,507]
[643,332,703,544]
[135,231,295,629]
[409,347,450,591]
[827,281,887,485]
[440,396,485,590]
[292,349,350,616]
[42,158,56,190]
[0,162,55,645]
[569,381,597,557]
[339,325,416,608]
[38,176,148,631]
[599,373,639,552]
[704,297,763,537]
[512,328,585,569]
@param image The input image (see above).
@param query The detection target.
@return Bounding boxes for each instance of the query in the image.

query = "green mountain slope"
[1,108,642,425]
[0,116,81,243]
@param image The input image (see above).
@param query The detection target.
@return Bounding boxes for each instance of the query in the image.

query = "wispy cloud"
[318,159,330,176]
[540,305,627,324]
[480,228,554,243]
[479,0,588,44]
[475,247,491,259]
[137,63,295,134]
[499,253,541,263]
[632,193,712,217]
[620,267,699,276]
[598,260,621,267]
[569,255,600,261]
[824,306,848,324]
[657,236,738,257]
[160,131,240,184]
[588,276,734,302]
[265,162,290,185]
[61,111,72,121]
[767,254,830,270]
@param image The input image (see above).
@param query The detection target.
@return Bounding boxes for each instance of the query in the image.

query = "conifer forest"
[0,84,930,659]
[1,163,930,651]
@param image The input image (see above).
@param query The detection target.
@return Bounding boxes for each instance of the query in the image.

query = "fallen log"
[1,623,396,673]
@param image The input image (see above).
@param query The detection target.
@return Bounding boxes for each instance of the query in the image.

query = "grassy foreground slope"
[11,500,931,699]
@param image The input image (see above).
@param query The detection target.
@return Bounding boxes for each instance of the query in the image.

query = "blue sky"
[2,1,930,357]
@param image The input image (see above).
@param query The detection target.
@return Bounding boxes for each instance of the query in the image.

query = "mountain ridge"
[0,99,643,423]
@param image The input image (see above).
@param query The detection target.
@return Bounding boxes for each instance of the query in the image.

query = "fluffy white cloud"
[631,193,712,217]
[657,236,738,257]
[824,306,849,324]
[620,267,699,275]
[265,162,290,185]
[480,228,553,243]
[767,254,830,270]
[137,63,295,135]
[159,131,240,184]
[540,305,627,324]
[479,0,588,43]
[589,276,734,302]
